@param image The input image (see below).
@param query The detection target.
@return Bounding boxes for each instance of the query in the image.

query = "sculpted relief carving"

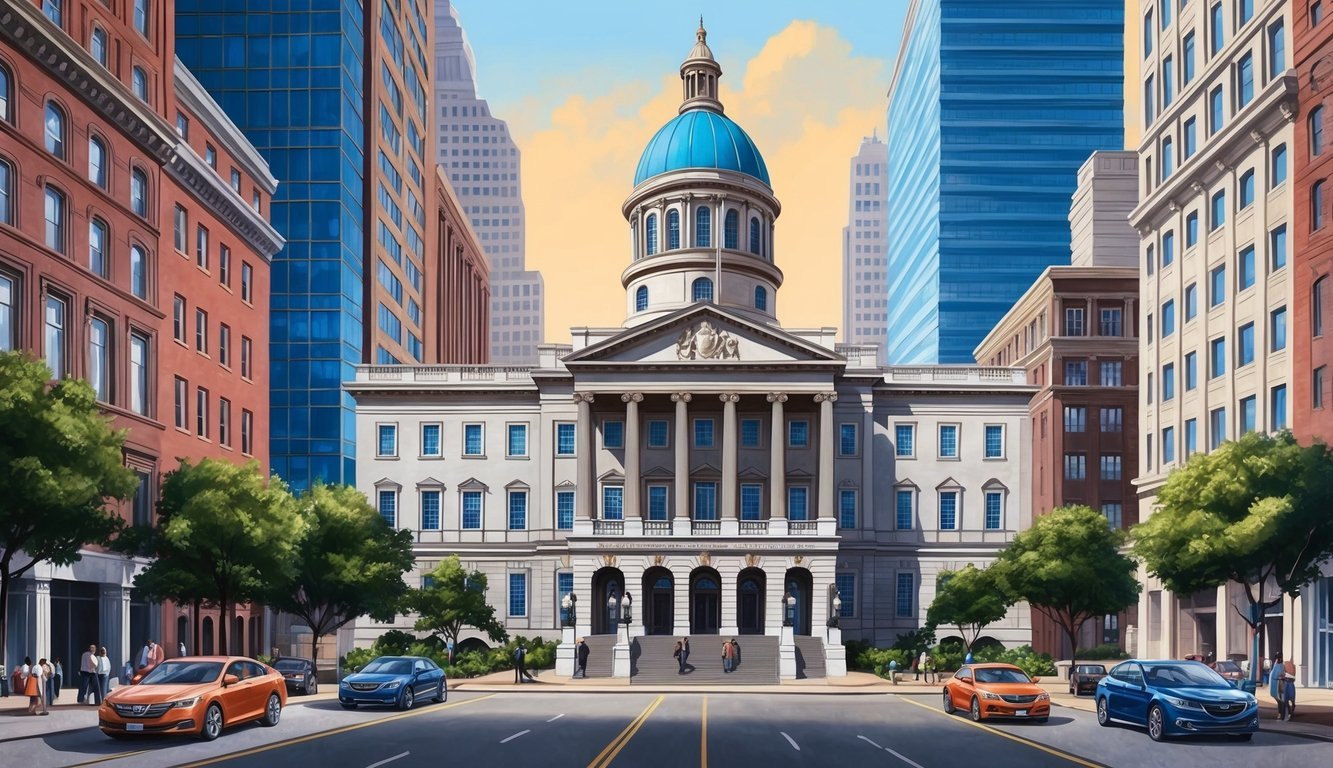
[675,320,740,360]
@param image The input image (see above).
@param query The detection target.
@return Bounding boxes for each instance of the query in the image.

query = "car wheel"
[970,697,982,722]
[1096,696,1111,727]
[1147,704,1166,742]
[432,680,446,704]
[942,689,955,714]
[199,703,223,741]
[398,686,414,711]
[1069,684,1075,696]
[340,702,357,710]
[261,693,281,727]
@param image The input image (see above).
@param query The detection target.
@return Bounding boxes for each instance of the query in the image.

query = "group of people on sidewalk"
[9,657,57,715]
[7,638,169,715]
[1268,654,1298,721]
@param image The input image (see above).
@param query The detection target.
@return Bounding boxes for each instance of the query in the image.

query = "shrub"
[1075,643,1129,660]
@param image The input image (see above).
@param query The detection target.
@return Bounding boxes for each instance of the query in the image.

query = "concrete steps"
[793,636,826,679]
[579,634,618,678]
[631,635,779,685]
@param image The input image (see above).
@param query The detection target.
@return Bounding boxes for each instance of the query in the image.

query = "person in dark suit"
[575,638,590,678]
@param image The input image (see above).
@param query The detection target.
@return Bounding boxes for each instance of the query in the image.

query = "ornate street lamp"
[561,592,577,628]
[828,592,842,629]
[620,593,633,643]
[783,591,795,627]
[607,591,619,630]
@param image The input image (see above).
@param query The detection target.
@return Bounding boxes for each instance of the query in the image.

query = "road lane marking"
[700,697,708,768]
[64,750,151,767]
[501,730,531,744]
[857,735,884,749]
[780,731,800,751]
[893,695,1105,768]
[174,693,497,768]
[884,746,925,768]
[547,713,565,723]
[365,751,410,768]
[586,694,664,768]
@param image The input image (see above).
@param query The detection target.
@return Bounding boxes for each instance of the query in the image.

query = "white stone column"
[574,393,595,521]
[557,625,576,677]
[623,393,643,535]
[99,585,132,680]
[719,560,740,636]
[34,578,53,664]
[672,393,692,535]
[767,393,787,534]
[815,392,837,521]
[720,393,739,535]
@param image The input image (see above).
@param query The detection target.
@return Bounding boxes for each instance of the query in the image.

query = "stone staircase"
[580,634,618,678]
[630,635,779,685]
[793,635,826,679]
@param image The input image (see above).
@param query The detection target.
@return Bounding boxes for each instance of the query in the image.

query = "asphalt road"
[17,691,1333,768]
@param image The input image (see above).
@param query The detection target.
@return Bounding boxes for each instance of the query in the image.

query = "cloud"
[512,21,888,336]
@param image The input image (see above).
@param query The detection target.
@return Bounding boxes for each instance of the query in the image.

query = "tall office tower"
[841,136,889,362]
[885,0,1125,364]
[434,1,544,364]
[176,0,436,488]
[1132,0,1293,665]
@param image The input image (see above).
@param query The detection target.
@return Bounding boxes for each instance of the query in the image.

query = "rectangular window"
[983,425,1003,458]
[194,387,208,438]
[602,420,624,449]
[377,490,397,528]
[555,423,576,455]
[173,376,187,429]
[740,418,762,448]
[1271,307,1287,351]
[194,309,208,353]
[1162,299,1175,337]
[1186,211,1199,246]
[1102,503,1123,529]
[1185,418,1198,454]
[173,205,187,252]
[1210,2,1224,54]
[508,491,528,530]
[462,491,482,529]
[1271,384,1288,431]
[217,398,230,447]
[1100,407,1123,432]
[647,485,669,521]
[693,482,717,520]
[421,423,442,457]
[1210,407,1228,449]
[241,262,253,303]
[694,418,715,448]
[1185,351,1198,390]
[1238,246,1256,291]
[1163,55,1175,106]
[788,486,810,521]
[1100,454,1123,481]
[129,332,148,415]
[1317,367,1328,409]
[895,489,914,530]
[1065,360,1088,386]
[507,425,528,457]
[1100,308,1123,337]
[1270,20,1286,77]
[172,295,186,343]
[1065,453,1087,480]
[556,490,575,530]
[896,573,913,618]
[647,419,670,448]
[1065,307,1086,336]
[788,420,810,448]
[195,225,209,270]
[1238,52,1254,107]
[1271,225,1287,270]
[463,423,484,456]
[1163,363,1176,401]
[839,423,858,456]
[1185,283,1198,321]
[218,324,230,367]
[1184,118,1197,158]
[1184,32,1196,82]
[836,573,856,618]
[241,409,252,454]
[938,491,958,530]
[1211,337,1227,378]
[741,484,763,521]
[1210,189,1226,229]
[838,489,857,529]
[984,491,1003,530]
[421,490,441,530]
[599,485,624,520]
[1210,265,1227,306]
[1100,361,1123,387]
[895,424,915,457]
[508,573,527,617]
[1239,395,1258,435]
[1238,322,1255,367]
[377,424,397,457]
[938,424,959,458]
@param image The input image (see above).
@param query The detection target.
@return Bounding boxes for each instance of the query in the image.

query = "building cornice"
[166,144,285,259]
[0,0,176,163]
[173,58,278,193]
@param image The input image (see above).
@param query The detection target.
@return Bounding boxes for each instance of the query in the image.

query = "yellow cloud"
[514,21,888,336]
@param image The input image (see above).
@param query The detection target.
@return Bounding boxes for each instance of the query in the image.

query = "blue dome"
[634,109,771,187]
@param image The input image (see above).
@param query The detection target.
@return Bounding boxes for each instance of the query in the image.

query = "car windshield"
[975,667,1032,684]
[1074,665,1106,674]
[1145,663,1228,688]
[138,661,223,685]
[360,658,413,675]
[1214,661,1241,674]
[274,660,307,671]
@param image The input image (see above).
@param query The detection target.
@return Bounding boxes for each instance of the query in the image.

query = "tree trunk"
[192,600,201,658]
[0,560,11,672]
[1064,615,1081,672]
[218,594,230,655]
[310,631,320,672]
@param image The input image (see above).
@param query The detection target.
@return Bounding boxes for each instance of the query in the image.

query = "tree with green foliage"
[267,483,415,668]
[410,556,508,650]
[991,505,1140,670]
[133,459,305,654]
[926,564,1008,654]
[1134,432,1333,680]
[0,352,137,669]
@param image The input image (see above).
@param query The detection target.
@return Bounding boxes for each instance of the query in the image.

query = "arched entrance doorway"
[642,567,675,635]
[592,567,627,635]
[784,567,814,635]
[690,567,722,634]
[176,616,189,655]
[202,617,215,655]
[737,568,766,635]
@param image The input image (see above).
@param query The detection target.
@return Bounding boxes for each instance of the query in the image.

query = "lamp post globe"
[829,593,842,629]
[783,591,795,627]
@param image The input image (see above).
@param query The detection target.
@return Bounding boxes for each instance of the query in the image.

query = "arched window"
[1272,143,1288,187]
[645,213,658,255]
[749,216,761,255]
[724,209,738,249]
[90,27,108,67]
[132,67,148,102]
[44,102,66,158]
[0,64,11,123]
[131,168,149,217]
[1316,277,1327,336]
[1161,137,1173,179]
[754,285,768,311]
[88,136,107,188]
[1314,180,1326,230]
[89,218,108,277]
[0,158,12,226]
[635,285,648,312]
[44,185,66,253]
[667,210,680,250]
[1313,106,1325,156]
[130,245,148,299]
[695,206,711,247]
[1239,169,1255,208]
[691,277,713,302]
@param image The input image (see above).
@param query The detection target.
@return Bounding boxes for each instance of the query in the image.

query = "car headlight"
[340,680,350,688]
[1037,692,1050,701]
[1164,696,1204,710]
[171,697,199,709]
[381,680,400,690]
[980,691,1002,700]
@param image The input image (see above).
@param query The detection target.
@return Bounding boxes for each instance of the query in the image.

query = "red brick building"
[0,0,280,672]
[428,166,490,364]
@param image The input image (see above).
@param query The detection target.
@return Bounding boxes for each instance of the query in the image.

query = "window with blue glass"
[1143,10,1154,57]
[645,213,658,256]
[939,491,958,531]
[836,573,855,618]
[1239,0,1254,24]
[667,210,681,249]
[741,418,762,448]
[1185,351,1198,391]
[1163,56,1175,106]
[462,491,482,530]
[1162,231,1175,267]
[1238,53,1254,107]
[508,491,527,530]
[1185,283,1198,321]
[1313,107,1326,156]
[602,485,624,520]
[133,0,148,36]
[1163,363,1176,401]
[1238,322,1255,367]
[377,490,396,528]
[1210,2,1224,54]
[1144,75,1156,125]
[508,573,526,617]
[1211,190,1226,231]
[983,424,1003,458]
[1240,394,1257,435]
[1184,32,1196,82]
[984,491,1003,531]
[1163,426,1176,464]
[1161,137,1173,178]
[463,424,484,456]
[1271,306,1287,351]
[558,572,574,622]
[1210,407,1228,450]
[693,482,717,520]
[602,420,625,449]
[1209,87,1224,135]
[1211,336,1227,378]
[1238,246,1255,291]
[1185,418,1198,454]
[377,424,397,457]
[839,423,858,456]
[895,424,915,457]
[1163,299,1176,337]
[1269,21,1285,76]
[938,424,959,458]
[1316,181,1327,230]
[1183,118,1197,159]
[755,285,768,311]
[691,277,713,302]
[507,424,528,457]
[838,489,857,529]
[695,206,710,247]
[749,217,761,255]
[421,490,440,531]
[1239,170,1255,208]
[1211,264,1226,306]
[740,484,763,521]
[551,423,574,456]
[648,485,670,520]
[1271,384,1288,431]
[42,0,61,26]
[895,489,914,530]
[420,423,441,457]
[724,209,739,249]
[647,419,669,448]
[556,490,575,530]
[788,420,809,449]
[1272,144,1287,187]
[694,418,715,448]
[895,573,913,618]
[787,487,809,521]
[1186,211,1199,246]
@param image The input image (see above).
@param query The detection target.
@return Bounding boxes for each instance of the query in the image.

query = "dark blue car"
[339,656,447,710]
[1095,660,1258,742]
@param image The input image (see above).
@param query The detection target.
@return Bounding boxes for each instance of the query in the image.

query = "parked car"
[1209,659,1244,684]
[339,656,447,710]
[99,656,285,741]
[942,663,1051,722]
[1095,660,1258,742]
[1068,663,1108,696]
[273,657,318,695]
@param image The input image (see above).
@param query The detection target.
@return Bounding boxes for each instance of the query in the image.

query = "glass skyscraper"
[177,0,434,488]
[886,0,1124,363]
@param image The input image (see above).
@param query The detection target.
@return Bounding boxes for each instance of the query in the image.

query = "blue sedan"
[1095,660,1258,742]
[339,656,447,710]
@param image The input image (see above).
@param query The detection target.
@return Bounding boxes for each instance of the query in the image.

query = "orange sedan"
[942,662,1051,722]
[99,656,286,741]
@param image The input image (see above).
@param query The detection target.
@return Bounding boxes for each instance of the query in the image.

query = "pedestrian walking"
[78,643,96,703]
[731,638,741,670]
[680,637,692,674]
[1282,658,1297,720]
[178,641,187,657]
[513,644,525,684]
[37,659,52,714]
[52,657,63,700]
[721,639,733,673]
[21,656,45,715]
[95,647,111,703]
[917,650,928,681]
[575,638,590,679]
[1269,654,1285,719]
[673,640,684,674]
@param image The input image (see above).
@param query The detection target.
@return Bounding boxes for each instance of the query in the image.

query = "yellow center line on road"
[586,694,665,768]
[173,693,496,768]
[700,696,708,768]
[64,749,151,767]
[893,695,1107,768]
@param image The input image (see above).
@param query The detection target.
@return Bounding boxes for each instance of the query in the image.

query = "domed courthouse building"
[348,26,1036,679]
